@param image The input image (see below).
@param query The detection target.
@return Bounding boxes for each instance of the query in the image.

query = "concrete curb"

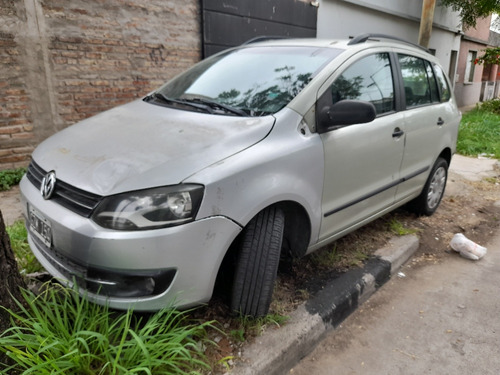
[234,234,419,375]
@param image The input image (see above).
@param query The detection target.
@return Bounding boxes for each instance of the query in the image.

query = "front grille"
[27,161,102,217]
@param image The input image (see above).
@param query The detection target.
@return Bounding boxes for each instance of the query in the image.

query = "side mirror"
[318,100,376,133]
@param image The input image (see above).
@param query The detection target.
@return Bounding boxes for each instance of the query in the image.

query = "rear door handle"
[392,127,404,138]
[437,117,445,126]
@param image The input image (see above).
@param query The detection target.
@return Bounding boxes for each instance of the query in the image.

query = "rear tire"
[409,157,448,216]
[231,207,284,317]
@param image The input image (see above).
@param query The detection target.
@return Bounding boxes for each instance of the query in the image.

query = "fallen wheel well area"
[213,201,311,308]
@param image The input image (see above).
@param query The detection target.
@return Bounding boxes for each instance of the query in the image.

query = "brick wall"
[0,1,34,167]
[0,0,200,169]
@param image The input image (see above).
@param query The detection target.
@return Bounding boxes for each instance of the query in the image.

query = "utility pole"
[418,0,437,48]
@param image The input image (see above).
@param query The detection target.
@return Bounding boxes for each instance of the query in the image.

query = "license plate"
[29,205,52,248]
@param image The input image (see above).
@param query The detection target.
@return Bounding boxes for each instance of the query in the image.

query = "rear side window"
[330,53,394,115]
[425,61,440,103]
[399,54,433,108]
[433,64,451,102]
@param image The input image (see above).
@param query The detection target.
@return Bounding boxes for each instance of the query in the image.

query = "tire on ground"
[408,157,448,216]
[230,206,285,317]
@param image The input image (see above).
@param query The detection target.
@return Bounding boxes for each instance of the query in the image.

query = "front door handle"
[392,127,404,138]
[437,117,445,126]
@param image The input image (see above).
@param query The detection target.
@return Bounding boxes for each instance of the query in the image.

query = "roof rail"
[242,36,289,45]
[347,33,430,53]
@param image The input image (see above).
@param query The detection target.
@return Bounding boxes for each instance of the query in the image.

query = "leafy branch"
[474,47,500,65]
[440,0,500,29]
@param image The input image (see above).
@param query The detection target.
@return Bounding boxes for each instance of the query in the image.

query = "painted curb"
[233,234,419,375]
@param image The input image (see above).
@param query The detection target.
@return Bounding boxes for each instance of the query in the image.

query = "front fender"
[186,109,324,246]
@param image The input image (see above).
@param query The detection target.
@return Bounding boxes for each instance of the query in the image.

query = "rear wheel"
[409,157,448,216]
[231,206,284,317]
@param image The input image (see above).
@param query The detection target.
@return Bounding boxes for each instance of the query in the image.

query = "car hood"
[33,100,275,195]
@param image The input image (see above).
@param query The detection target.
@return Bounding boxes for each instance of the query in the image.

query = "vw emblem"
[40,171,56,200]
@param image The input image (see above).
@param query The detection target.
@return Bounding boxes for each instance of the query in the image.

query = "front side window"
[330,53,394,115]
[153,46,342,116]
[399,54,432,108]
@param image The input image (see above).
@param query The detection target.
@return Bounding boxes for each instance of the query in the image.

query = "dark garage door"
[201,0,318,57]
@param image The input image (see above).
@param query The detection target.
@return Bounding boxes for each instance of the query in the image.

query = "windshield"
[155,46,342,116]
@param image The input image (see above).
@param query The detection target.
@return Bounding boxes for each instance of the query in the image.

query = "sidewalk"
[0,185,22,226]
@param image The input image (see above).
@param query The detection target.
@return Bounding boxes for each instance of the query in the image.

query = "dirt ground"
[409,168,500,263]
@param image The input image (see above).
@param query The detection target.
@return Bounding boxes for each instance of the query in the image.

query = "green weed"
[388,218,418,236]
[484,176,500,184]
[350,249,369,266]
[6,220,43,275]
[230,328,246,343]
[0,168,26,191]
[476,98,500,114]
[231,313,289,342]
[310,245,343,268]
[0,283,216,374]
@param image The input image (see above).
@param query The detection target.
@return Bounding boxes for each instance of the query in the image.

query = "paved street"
[289,229,500,375]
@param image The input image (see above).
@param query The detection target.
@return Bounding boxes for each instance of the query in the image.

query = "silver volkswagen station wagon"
[20,34,461,317]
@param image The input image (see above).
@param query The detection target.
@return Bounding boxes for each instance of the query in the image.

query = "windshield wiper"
[184,98,248,116]
[145,92,213,113]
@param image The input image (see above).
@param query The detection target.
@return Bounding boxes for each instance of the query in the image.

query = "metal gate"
[201,0,318,57]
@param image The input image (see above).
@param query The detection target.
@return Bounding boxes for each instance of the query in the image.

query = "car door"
[318,52,405,242]
[394,54,451,202]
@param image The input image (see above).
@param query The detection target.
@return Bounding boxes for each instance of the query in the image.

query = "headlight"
[91,185,204,230]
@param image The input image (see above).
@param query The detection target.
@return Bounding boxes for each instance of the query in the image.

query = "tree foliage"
[475,46,500,65]
[440,0,500,29]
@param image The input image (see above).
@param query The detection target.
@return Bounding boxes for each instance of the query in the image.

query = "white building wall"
[317,0,462,80]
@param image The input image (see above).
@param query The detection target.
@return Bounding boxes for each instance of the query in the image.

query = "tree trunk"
[0,210,26,333]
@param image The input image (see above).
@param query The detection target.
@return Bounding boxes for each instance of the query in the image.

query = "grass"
[309,242,371,269]
[6,220,44,275]
[457,101,500,159]
[0,283,216,375]
[3,221,287,373]
[309,244,343,268]
[388,218,419,236]
[0,168,26,191]
[230,313,289,343]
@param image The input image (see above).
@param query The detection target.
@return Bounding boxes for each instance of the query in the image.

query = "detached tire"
[409,157,448,216]
[231,207,284,317]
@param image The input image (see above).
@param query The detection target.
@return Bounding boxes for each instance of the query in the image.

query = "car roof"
[240,34,433,58]
[241,37,352,50]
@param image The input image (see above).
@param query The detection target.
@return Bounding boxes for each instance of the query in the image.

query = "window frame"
[397,53,436,109]
[464,50,477,84]
[315,49,453,133]
[319,52,399,120]
[425,60,440,103]
[432,63,452,102]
